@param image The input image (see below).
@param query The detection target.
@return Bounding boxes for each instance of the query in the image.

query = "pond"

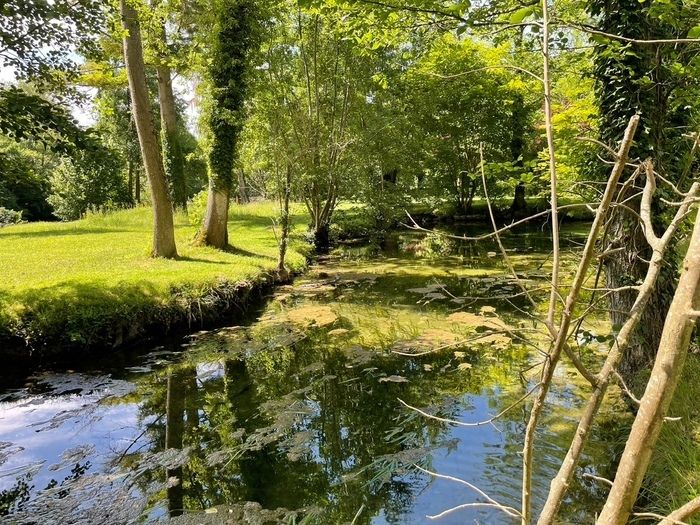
[0,224,622,524]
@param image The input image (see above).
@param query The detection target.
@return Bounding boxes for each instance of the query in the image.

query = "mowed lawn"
[0,202,309,345]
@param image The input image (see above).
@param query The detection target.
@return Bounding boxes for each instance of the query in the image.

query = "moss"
[0,202,309,355]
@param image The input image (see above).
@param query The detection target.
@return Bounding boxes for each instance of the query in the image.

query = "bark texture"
[597,195,700,524]
[120,0,177,258]
[197,0,256,249]
[156,64,187,208]
[199,186,230,249]
[591,0,691,377]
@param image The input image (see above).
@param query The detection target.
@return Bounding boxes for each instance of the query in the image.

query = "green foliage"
[187,189,209,226]
[0,0,103,84]
[0,136,54,220]
[0,87,95,155]
[404,36,534,211]
[589,0,699,181]
[206,0,258,191]
[0,207,22,227]
[47,145,131,221]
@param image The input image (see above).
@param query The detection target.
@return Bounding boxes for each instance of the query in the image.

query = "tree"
[404,36,530,213]
[243,4,366,251]
[597,171,700,524]
[149,1,188,209]
[0,136,55,221]
[590,0,700,376]
[196,0,257,249]
[120,0,177,258]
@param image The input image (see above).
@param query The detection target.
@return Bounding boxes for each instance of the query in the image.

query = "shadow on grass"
[224,244,276,260]
[227,211,308,230]
[176,256,231,265]
[0,227,133,239]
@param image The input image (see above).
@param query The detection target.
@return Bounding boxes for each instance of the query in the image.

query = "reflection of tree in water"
[129,323,531,523]
[0,474,32,515]
[0,462,92,517]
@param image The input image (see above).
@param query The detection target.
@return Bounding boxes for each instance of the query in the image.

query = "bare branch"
[559,21,700,45]
[582,472,613,487]
[657,495,700,525]
[414,465,522,519]
[526,114,641,525]
[397,382,541,428]
[614,369,641,406]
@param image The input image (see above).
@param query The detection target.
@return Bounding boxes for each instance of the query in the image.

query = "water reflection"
[0,225,616,524]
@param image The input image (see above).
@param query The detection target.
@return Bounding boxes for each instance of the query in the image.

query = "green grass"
[0,202,310,349]
[639,354,700,522]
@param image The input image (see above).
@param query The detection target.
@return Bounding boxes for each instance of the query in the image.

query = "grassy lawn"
[0,202,310,349]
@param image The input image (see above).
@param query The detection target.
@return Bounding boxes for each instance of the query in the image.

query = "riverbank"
[0,202,310,362]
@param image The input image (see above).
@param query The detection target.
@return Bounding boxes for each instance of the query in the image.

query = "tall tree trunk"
[127,159,134,205]
[120,0,177,258]
[135,166,141,203]
[199,184,230,248]
[157,64,188,209]
[277,165,291,279]
[238,169,250,203]
[591,0,689,377]
[597,195,700,524]
[196,0,256,250]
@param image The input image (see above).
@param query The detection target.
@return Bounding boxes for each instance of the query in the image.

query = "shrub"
[48,146,130,220]
[0,207,22,227]
[0,136,54,220]
[187,189,209,227]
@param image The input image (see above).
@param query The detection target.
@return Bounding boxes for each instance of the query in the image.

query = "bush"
[187,189,209,227]
[48,146,130,220]
[0,207,22,227]
[0,136,54,220]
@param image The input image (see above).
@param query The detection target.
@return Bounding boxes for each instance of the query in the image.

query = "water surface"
[0,225,619,524]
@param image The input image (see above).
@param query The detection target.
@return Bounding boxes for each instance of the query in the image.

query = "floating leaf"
[287,305,338,327]
[446,312,507,330]
[379,375,409,383]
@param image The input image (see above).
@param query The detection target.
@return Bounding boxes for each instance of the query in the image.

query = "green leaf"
[509,5,536,24]
[688,26,700,38]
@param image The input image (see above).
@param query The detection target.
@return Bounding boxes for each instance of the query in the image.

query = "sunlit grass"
[0,202,310,346]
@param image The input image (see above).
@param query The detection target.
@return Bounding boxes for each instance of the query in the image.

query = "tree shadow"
[176,256,230,265]
[224,244,276,261]
[0,228,133,239]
